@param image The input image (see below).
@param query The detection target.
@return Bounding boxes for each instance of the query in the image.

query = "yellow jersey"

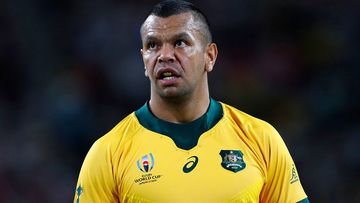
[74,99,308,202]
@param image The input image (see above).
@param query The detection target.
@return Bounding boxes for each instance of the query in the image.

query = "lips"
[156,67,180,80]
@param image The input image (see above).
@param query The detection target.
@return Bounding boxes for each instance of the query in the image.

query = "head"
[140,0,218,102]
[141,0,212,45]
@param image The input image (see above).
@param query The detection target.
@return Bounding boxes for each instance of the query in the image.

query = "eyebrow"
[143,35,159,44]
[172,32,192,41]
[143,32,193,44]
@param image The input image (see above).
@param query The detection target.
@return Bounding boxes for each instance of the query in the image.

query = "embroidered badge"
[137,153,155,173]
[134,153,162,185]
[219,150,246,173]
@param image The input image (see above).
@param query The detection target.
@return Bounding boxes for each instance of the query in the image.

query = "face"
[141,12,217,100]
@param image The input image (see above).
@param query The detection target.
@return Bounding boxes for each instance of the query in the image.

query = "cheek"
[183,47,205,64]
[142,52,150,65]
[143,52,156,68]
[182,46,197,57]
[143,52,158,79]
[187,53,206,71]
[178,48,197,67]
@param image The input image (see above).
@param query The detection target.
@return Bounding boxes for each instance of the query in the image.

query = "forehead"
[141,12,202,40]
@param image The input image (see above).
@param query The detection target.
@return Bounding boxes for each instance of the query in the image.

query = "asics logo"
[183,156,199,173]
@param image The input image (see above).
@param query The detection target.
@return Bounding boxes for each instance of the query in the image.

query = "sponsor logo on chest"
[134,153,162,185]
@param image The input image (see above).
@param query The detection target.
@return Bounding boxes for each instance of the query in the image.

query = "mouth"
[156,67,180,80]
[159,72,178,80]
[155,67,181,86]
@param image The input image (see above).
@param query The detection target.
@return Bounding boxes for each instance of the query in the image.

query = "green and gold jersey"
[74,99,309,203]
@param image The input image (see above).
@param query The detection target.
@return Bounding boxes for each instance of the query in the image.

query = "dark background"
[0,0,359,202]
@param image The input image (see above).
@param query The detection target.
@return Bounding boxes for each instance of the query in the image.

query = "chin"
[159,90,190,101]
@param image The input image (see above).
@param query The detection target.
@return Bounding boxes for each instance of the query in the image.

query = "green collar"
[135,98,223,150]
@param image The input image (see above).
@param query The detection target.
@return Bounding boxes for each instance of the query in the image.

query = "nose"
[158,44,175,63]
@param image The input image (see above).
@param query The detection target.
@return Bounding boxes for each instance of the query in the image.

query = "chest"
[116,128,265,203]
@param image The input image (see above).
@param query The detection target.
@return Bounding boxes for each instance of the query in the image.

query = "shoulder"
[218,101,282,150]
[75,113,143,202]
[90,112,143,155]
[220,102,277,134]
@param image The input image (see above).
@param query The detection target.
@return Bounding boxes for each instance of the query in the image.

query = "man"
[74,0,309,202]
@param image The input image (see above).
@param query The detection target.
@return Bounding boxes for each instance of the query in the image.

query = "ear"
[141,49,149,77]
[144,66,148,77]
[204,43,218,72]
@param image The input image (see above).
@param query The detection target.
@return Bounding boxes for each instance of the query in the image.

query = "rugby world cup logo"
[137,153,155,172]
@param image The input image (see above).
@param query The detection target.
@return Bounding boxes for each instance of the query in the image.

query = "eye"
[174,40,186,48]
[147,42,157,49]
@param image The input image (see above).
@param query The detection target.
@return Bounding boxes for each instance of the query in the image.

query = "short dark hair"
[142,0,212,44]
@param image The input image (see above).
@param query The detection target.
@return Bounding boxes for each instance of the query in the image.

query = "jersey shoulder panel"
[219,102,308,202]
[219,102,279,153]
[74,113,144,203]
[95,112,146,178]
[96,112,143,150]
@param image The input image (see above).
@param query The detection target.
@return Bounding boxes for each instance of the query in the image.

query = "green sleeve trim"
[297,197,310,203]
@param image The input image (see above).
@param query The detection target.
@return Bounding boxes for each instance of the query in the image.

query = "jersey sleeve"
[259,123,308,203]
[74,138,118,203]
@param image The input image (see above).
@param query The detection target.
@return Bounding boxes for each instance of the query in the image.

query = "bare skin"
[141,12,218,123]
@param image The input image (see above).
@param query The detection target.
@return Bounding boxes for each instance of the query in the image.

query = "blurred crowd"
[0,0,359,202]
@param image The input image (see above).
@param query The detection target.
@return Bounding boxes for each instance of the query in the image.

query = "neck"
[149,90,210,124]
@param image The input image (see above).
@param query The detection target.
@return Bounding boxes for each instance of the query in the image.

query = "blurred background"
[0,0,359,202]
